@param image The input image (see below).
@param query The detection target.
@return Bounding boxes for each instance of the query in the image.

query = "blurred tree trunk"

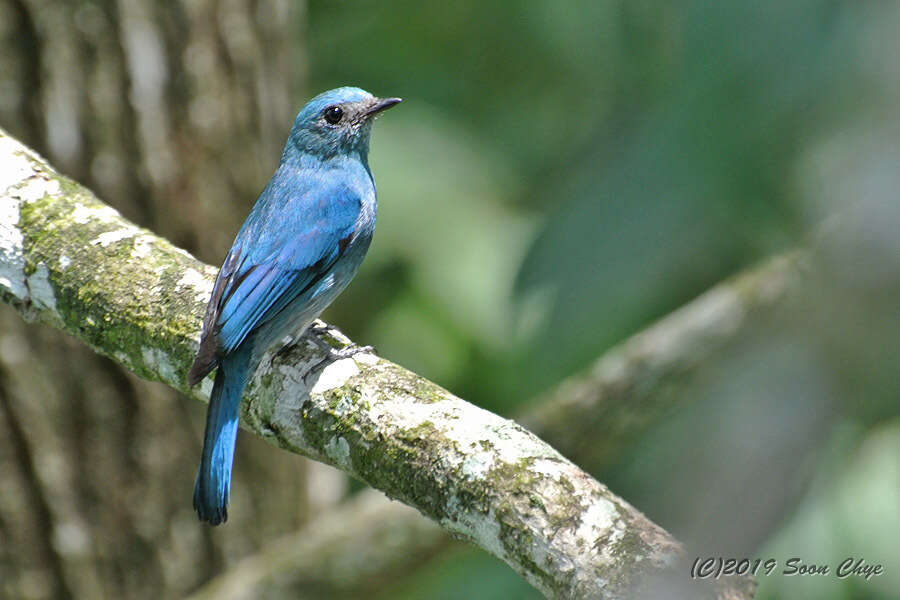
[0,1,312,598]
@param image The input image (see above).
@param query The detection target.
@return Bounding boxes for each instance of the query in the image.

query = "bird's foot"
[308,342,375,376]
[302,326,375,381]
[331,343,376,360]
[307,322,331,337]
[315,342,375,369]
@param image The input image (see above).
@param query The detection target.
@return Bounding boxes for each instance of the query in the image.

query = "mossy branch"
[0,129,754,599]
[199,250,801,598]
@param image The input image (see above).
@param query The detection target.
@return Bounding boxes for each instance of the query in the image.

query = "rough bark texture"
[196,249,800,598]
[0,2,306,598]
[0,129,758,599]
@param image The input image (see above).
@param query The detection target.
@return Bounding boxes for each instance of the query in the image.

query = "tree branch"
[184,488,449,600]
[192,250,800,599]
[0,129,753,598]
[520,250,804,469]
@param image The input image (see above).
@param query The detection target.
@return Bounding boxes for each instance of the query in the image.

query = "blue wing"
[187,181,361,384]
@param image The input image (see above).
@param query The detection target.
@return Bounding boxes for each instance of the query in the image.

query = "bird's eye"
[323,106,344,124]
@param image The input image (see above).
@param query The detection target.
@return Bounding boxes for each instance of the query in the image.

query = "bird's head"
[284,87,401,162]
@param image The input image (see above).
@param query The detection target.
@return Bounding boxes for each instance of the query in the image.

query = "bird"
[186,87,400,525]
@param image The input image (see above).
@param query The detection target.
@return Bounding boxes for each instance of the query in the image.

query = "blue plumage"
[187,87,400,525]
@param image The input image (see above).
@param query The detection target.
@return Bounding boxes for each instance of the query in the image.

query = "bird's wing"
[187,183,361,385]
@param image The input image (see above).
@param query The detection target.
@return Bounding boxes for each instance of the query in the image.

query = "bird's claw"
[331,344,375,360]
[307,322,331,336]
[302,328,375,383]
[310,343,375,373]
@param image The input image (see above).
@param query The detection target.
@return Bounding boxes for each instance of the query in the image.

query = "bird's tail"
[193,350,251,525]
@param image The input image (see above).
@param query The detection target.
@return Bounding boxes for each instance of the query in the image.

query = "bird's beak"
[365,97,402,117]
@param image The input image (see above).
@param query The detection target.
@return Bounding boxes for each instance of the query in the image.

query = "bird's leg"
[307,321,331,338]
[305,329,336,356]
[305,327,375,375]
[310,342,376,373]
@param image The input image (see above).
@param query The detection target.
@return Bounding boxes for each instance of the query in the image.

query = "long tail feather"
[193,350,251,525]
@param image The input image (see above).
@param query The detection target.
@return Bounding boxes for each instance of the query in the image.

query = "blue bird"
[187,87,400,525]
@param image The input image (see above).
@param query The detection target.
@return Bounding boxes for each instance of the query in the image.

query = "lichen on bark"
[3,142,214,392]
[0,128,755,599]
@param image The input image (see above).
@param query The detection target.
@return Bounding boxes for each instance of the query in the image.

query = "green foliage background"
[1,1,896,597]
[305,1,900,598]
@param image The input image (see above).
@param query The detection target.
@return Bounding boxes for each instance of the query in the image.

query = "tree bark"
[0,2,306,598]
[1,129,755,599]
[193,251,802,599]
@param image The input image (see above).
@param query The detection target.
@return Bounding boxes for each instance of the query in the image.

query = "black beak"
[366,97,402,117]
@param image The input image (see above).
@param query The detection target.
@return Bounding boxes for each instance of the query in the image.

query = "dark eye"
[323,106,344,124]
